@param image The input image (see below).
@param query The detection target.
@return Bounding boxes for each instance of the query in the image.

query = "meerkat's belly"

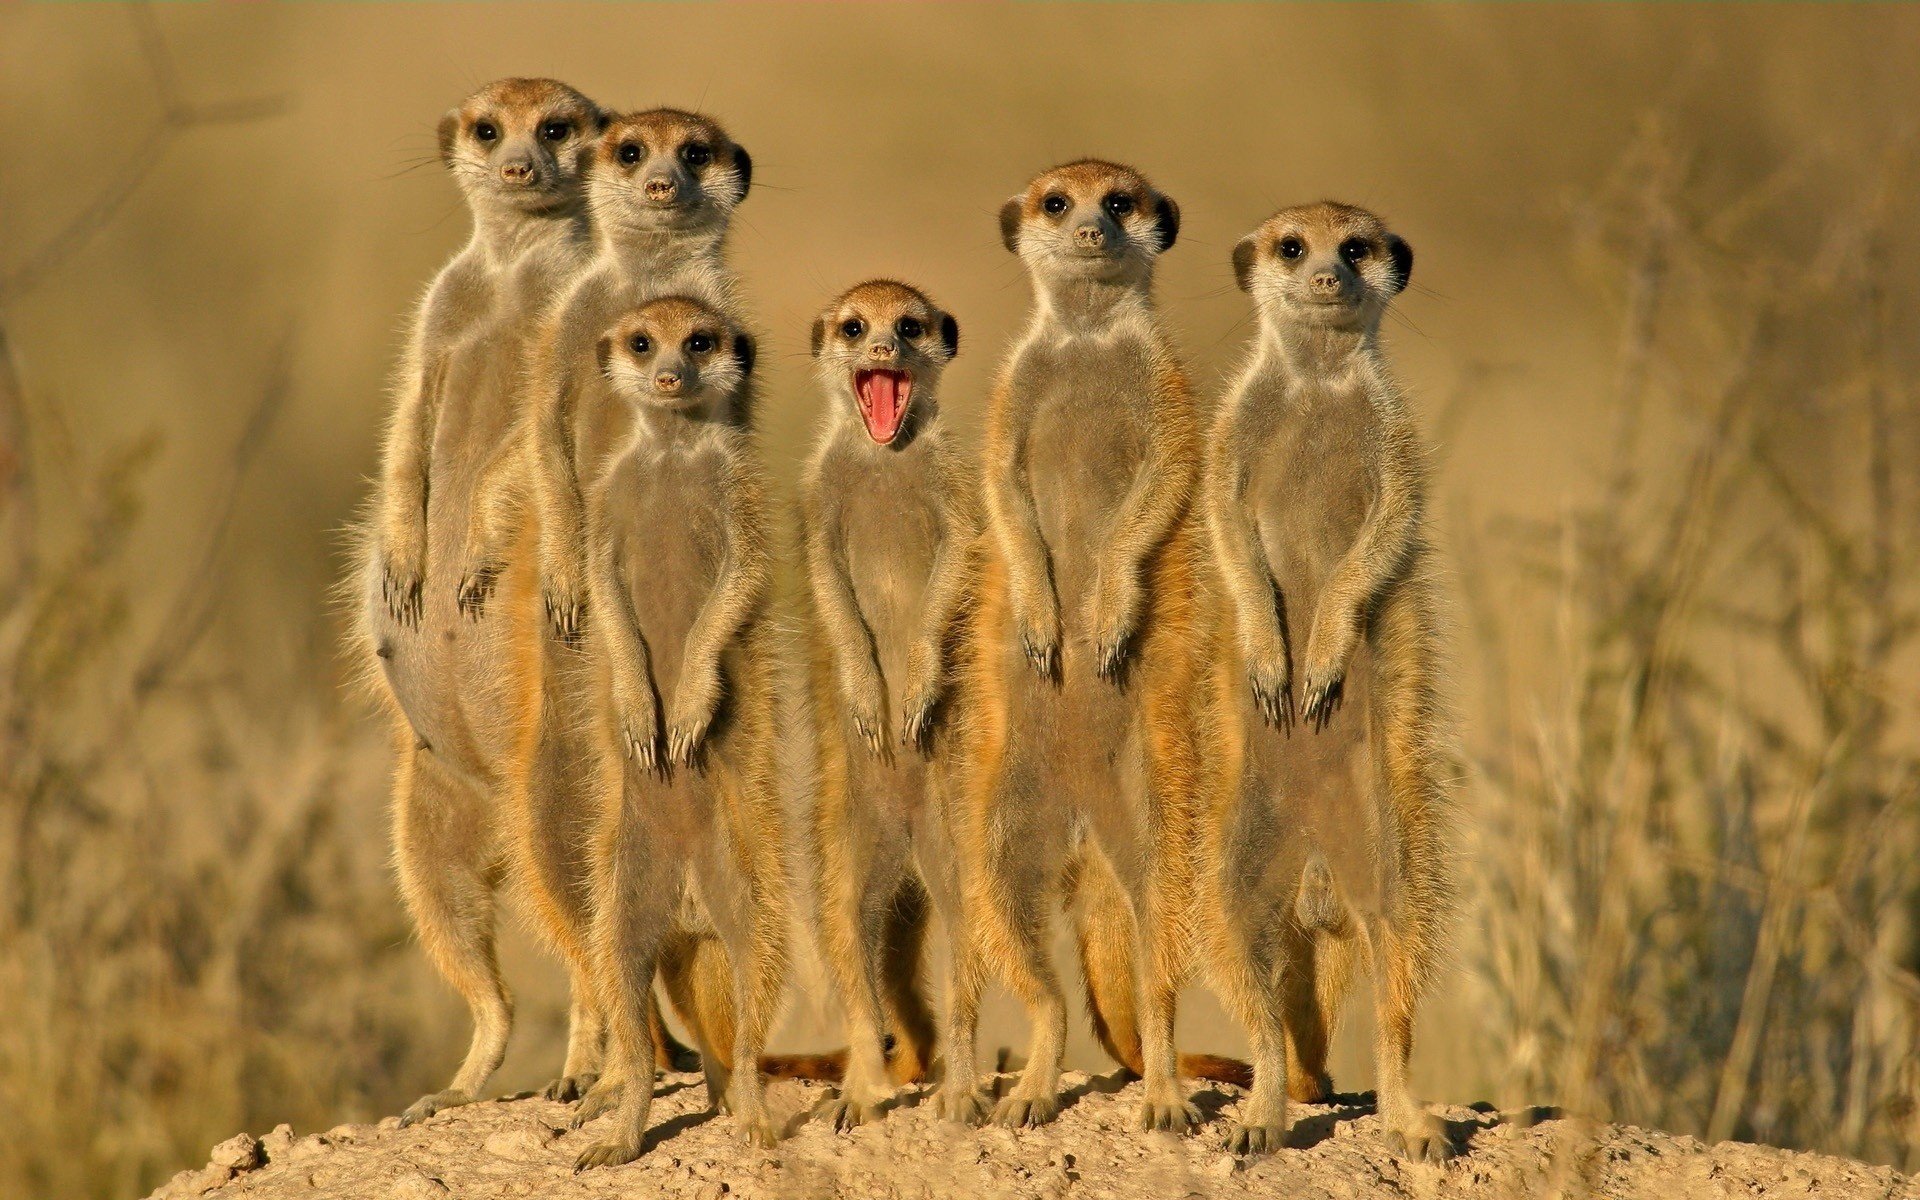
[1239,395,1388,909]
[842,481,941,701]
[606,458,727,699]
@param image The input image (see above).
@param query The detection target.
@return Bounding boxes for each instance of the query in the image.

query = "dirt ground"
[147,1070,1915,1200]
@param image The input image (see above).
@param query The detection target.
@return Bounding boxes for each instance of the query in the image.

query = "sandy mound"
[147,1071,1915,1200]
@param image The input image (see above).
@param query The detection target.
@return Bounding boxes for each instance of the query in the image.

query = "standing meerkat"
[956,160,1212,1134]
[353,77,613,1126]
[567,296,791,1169]
[1202,202,1455,1162]
[799,280,987,1129]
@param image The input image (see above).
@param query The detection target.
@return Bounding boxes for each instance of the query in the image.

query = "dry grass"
[1460,124,1920,1168]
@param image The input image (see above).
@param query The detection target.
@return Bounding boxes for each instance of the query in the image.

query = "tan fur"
[953,160,1214,1135]
[565,297,793,1170]
[349,78,655,1126]
[797,281,989,1130]
[1201,202,1456,1161]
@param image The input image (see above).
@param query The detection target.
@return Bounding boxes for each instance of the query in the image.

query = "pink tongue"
[860,372,903,442]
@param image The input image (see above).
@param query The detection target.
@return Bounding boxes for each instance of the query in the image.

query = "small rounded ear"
[595,335,614,378]
[1231,235,1259,292]
[731,146,753,202]
[998,196,1025,254]
[1386,235,1414,295]
[1153,194,1181,252]
[939,313,960,359]
[595,111,611,132]
[734,332,756,377]
[809,316,827,358]
[436,112,459,165]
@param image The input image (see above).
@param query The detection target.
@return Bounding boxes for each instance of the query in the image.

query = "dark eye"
[1103,192,1135,218]
[541,120,571,142]
[896,316,923,340]
[687,333,715,355]
[473,121,498,143]
[628,334,650,355]
[841,318,865,340]
[682,142,712,167]
[1042,193,1069,216]
[1278,236,1305,260]
[617,142,641,165]
[1340,238,1371,264]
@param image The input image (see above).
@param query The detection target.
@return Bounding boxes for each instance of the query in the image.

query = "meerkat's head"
[587,109,752,237]
[999,159,1180,285]
[437,78,603,215]
[810,280,959,447]
[1233,203,1412,333]
[597,296,755,421]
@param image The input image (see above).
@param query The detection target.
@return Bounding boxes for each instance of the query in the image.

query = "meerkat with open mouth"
[798,280,988,1129]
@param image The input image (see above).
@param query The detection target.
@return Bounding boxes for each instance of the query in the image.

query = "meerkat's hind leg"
[817,832,913,1131]
[915,827,989,1125]
[688,839,785,1148]
[1211,898,1293,1155]
[1366,917,1453,1164]
[544,985,604,1102]
[980,860,1069,1128]
[394,753,512,1126]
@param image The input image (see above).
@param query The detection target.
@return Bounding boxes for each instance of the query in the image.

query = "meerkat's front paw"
[456,560,501,620]
[573,1137,642,1171]
[1300,664,1345,731]
[381,558,424,629]
[845,677,889,758]
[1385,1110,1456,1164]
[1086,576,1142,681]
[933,1082,991,1126]
[544,1072,599,1103]
[897,662,942,750]
[398,1088,473,1127]
[614,692,662,773]
[1245,645,1294,732]
[818,1089,884,1132]
[1013,597,1060,678]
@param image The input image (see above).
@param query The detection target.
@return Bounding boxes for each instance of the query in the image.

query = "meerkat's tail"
[758,1051,848,1082]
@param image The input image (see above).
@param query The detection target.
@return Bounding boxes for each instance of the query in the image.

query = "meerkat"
[797,280,990,1129]
[351,77,635,1126]
[1200,202,1455,1162]
[953,159,1213,1134]
[564,295,791,1169]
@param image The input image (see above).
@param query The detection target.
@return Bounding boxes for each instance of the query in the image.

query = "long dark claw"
[457,563,500,620]
[383,569,423,628]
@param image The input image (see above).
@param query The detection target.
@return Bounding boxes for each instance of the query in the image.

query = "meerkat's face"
[999,160,1180,284]
[588,109,752,235]
[1233,203,1412,331]
[598,297,754,417]
[437,78,603,215]
[810,281,959,446]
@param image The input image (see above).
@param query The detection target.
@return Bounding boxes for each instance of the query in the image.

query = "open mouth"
[854,369,912,444]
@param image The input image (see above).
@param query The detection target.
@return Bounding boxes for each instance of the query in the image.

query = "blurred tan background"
[4,5,1918,1197]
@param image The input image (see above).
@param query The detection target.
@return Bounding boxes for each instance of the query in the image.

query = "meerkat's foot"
[398,1088,474,1127]
[1136,1087,1201,1134]
[568,1080,621,1128]
[543,1072,599,1103]
[819,1086,889,1132]
[1227,1119,1289,1156]
[992,1089,1060,1129]
[1384,1109,1455,1164]
[933,1082,991,1127]
[573,1137,642,1172]
[734,1110,781,1149]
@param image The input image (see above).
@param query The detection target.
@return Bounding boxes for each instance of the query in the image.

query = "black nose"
[1074,223,1106,247]
[1310,271,1341,295]
[655,372,682,391]
[500,160,537,185]
[644,177,677,201]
